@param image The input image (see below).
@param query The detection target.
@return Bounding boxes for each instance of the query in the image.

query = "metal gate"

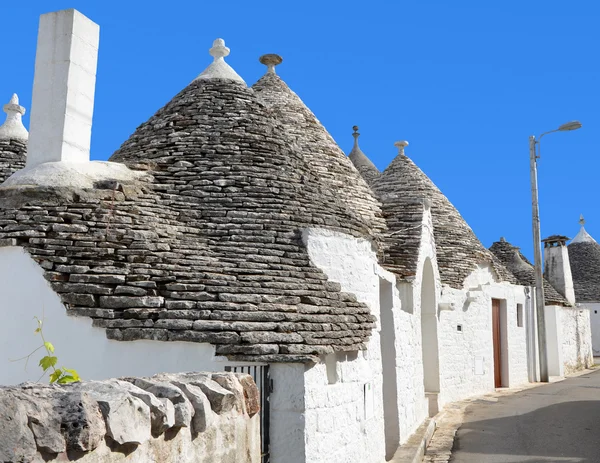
[225,364,271,463]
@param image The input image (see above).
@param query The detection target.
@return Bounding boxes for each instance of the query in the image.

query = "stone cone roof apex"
[0,93,28,142]
[195,38,246,85]
[571,216,597,244]
[348,126,378,170]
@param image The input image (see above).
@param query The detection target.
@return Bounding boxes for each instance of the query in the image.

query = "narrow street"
[451,369,600,462]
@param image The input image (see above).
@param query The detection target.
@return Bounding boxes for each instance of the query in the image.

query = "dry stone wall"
[0,371,260,463]
[0,138,26,184]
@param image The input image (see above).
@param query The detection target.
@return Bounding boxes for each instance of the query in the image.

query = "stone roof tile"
[490,238,570,306]
[373,149,515,288]
[0,72,378,363]
[252,66,386,241]
[568,225,600,302]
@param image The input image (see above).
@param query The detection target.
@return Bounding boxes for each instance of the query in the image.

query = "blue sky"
[2,1,597,260]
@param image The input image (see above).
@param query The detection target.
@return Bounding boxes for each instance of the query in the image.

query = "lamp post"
[529,120,582,383]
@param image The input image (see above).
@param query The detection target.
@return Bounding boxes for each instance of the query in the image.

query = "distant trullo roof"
[348,126,380,187]
[568,216,600,302]
[0,40,382,363]
[371,142,515,287]
[0,94,27,184]
[489,238,569,306]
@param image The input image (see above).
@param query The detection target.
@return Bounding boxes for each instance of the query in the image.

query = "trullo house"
[0,8,592,463]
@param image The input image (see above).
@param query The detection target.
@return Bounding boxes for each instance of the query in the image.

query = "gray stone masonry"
[0,76,377,363]
[372,153,515,288]
[0,138,26,184]
[568,239,600,302]
[0,372,260,462]
[490,238,569,306]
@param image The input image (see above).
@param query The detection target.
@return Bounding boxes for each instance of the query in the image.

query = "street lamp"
[529,120,582,383]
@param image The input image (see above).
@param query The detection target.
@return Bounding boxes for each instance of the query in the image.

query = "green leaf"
[57,375,78,384]
[44,342,54,353]
[34,327,41,333]
[49,369,62,383]
[39,356,58,372]
[62,369,80,381]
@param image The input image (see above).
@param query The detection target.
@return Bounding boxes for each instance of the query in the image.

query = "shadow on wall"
[452,400,600,462]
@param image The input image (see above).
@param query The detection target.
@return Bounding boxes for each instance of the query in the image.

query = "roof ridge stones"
[489,238,570,306]
[373,148,515,288]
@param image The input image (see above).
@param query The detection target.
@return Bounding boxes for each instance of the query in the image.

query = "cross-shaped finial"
[394,140,409,156]
[209,39,230,60]
[579,214,585,226]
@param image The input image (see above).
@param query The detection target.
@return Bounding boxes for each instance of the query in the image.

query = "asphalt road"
[451,369,600,463]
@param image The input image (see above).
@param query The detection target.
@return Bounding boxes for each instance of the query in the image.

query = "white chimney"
[543,235,576,305]
[26,9,99,168]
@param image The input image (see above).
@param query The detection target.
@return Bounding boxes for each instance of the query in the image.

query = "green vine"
[13,317,81,384]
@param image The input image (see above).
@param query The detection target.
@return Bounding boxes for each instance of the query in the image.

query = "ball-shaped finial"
[209,38,230,60]
[579,214,586,226]
[353,125,359,133]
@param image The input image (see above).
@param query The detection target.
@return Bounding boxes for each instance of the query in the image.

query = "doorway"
[492,299,508,388]
[420,258,440,416]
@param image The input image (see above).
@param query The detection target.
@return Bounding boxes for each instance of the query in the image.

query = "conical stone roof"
[348,126,380,187]
[569,223,600,302]
[490,238,569,305]
[373,148,515,287]
[252,62,386,239]
[0,42,377,363]
[0,94,27,184]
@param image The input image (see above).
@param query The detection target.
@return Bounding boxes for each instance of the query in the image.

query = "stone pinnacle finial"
[259,54,283,74]
[0,93,28,142]
[394,140,409,156]
[352,126,360,147]
[195,38,246,84]
[579,214,585,226]
[209,38,230,60]
[500,237,506,242]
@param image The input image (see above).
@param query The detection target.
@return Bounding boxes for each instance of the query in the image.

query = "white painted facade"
[0,223,591,463]
[581,302,600,356]
[552,305,593,373]
[298,206,531,462]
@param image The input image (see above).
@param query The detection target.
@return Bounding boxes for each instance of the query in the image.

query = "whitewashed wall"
[581,302,600,356]
[303,228,386,463]
[558,306,593,374]
[0,246,229,386]
[437,266,529,408]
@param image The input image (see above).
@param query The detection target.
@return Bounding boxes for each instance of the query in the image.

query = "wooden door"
[492,299,502,388]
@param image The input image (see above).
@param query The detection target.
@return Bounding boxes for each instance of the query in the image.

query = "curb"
[390,418,437,463]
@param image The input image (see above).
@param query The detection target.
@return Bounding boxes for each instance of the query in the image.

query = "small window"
[517,304,524,327]
[457,324,463,333]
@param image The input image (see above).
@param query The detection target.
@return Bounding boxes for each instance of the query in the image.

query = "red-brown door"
[492,299,502,388]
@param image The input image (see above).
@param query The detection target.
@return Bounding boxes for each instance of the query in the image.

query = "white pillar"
[26,9,99,168]
[544,239,576,305]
